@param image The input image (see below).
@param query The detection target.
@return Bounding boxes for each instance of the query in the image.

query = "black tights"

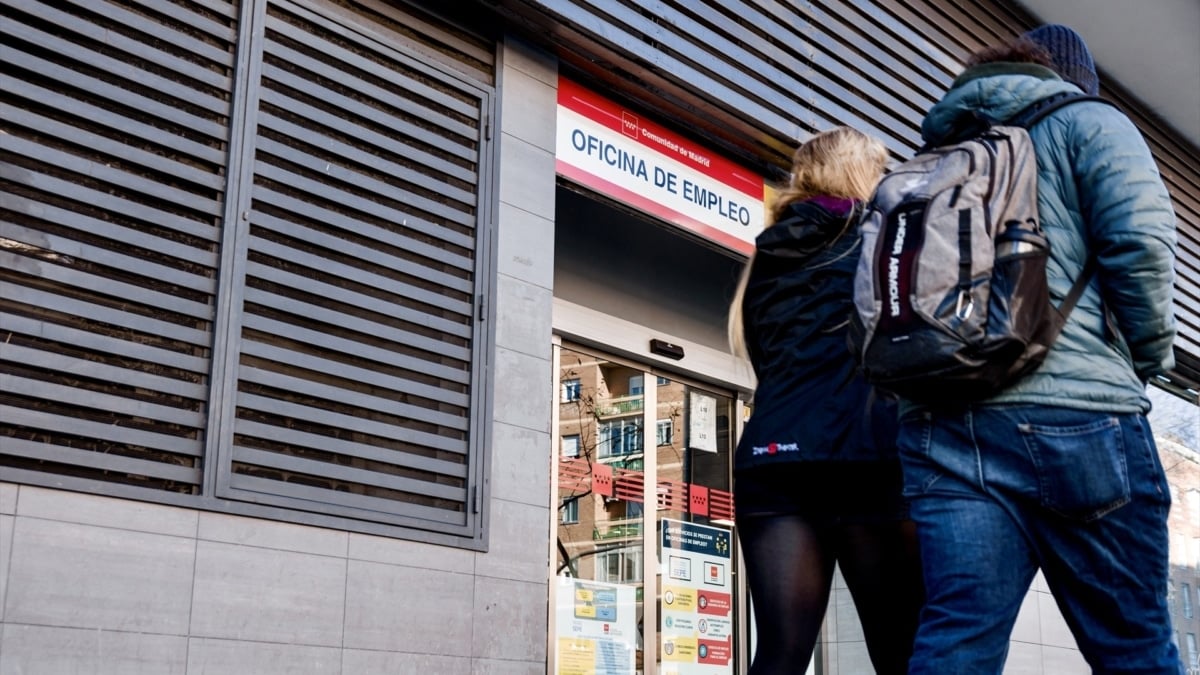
[737,514,923,675]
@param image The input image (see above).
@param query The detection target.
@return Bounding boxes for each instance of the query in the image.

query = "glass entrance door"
[652,374,736,675]
[554,347,648,673]
[551,344,739,675]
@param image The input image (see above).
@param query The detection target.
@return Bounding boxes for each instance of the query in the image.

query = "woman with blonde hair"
[730,127,922,674]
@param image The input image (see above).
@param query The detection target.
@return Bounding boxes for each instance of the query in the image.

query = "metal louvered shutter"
[2,0,235,496]
[216,0,494,536]
[2,0,497,544]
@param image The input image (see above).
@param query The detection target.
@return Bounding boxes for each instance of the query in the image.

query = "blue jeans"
[898,405,1182,674]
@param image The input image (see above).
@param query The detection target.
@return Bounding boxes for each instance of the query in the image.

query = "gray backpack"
[850,93,1109,405]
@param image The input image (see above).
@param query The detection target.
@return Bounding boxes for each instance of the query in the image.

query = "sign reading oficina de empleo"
[660,519,734,674]
[556,77,765,256]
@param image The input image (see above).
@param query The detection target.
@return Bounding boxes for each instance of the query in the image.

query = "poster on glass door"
[555,577,638,675]
[660,519,734,674]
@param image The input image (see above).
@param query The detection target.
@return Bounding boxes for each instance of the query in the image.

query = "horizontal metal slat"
[264,12,480,126]
[4,285,211,347]
[122,0,238,41]
[241,313,453,380]
[297,0,495,73]
[1174,333,1200,361]
[634,0,922,149]
[1,373,206,428]
[1,345,207,402]
[1165,288,1200,332]
[1,436,201,484]
[922,0,1011,47]
[234,418,467,477]
[233,446,465,502]
[0,20,230,117]
[244,184,472,293]
[245,233,473,316]
[2,223,217,295]
[253,160,472,239]
[835,0,961,82]
[252,162,473,239]
[257,63,478,173]
[880,0,975,56]
[1147,136,1200,197]
[1,75,229,159]
[63,0,236,65]
[1167,185,1200,223]
[1,405,203,456]
[0,251,214,322]
[0,314,208,374]
[238,365,469,432]
[250,202,472,277]
[10,0,233,90]
[3,104,226,192]
[236,392,467,455]
[0,162,222,244]
[242,287,471,365]
[227,472,468,527]
[242,260,471,340]
[2,135,224,219]
[688,0,936,125]
[249,180,474,255]
[550,1,919,153]
[255,115,475,207]
[256,88,476,183]
[241,338,469,408]
[2,195,219,265]
[810,0,952,102]
[260,41,477,146]
[0,55,228,142]
[254,139,475,236]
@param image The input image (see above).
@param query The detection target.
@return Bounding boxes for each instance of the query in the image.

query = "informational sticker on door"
[688,392,718,453]
[555,577,638,675]
[660,519,734,674]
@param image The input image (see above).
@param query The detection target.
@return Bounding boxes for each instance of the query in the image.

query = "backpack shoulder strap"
[1058,256,1098,318]
[1007,92,1115,129]
[1006,92,1116,329]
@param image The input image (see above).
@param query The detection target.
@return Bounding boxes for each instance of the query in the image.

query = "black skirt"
[734,460,908,524]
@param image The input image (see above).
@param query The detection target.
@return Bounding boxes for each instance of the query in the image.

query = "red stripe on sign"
[558,77,762,198]
[557,160,756,256]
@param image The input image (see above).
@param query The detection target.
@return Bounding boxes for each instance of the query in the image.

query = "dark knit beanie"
[1022,24,1100,95]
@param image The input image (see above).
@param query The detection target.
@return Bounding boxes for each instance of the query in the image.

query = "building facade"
[1,0,1197,673]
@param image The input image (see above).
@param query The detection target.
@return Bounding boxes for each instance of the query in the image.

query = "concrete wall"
[0,480,545,673]
[0,37,559,675]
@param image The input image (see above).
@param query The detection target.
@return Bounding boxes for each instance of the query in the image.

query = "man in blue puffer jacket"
[899,24,1182,674]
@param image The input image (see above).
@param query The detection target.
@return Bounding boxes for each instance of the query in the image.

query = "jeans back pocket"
[1018,416,1130,522]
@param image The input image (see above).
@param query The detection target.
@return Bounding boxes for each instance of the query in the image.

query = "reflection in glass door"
[551,344,738,675]
[654,375,736,675]
[555,347,648,673]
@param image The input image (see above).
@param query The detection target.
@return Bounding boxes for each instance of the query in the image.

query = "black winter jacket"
[735,197,898,470]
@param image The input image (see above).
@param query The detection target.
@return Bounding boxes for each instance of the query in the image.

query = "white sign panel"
[556,77,764,255]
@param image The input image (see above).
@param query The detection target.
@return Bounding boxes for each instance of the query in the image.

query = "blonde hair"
[727,127,889,358]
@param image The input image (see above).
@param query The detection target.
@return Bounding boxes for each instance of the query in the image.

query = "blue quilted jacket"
[920,63,1177,412]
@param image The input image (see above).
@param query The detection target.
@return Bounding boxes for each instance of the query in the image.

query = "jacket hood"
[921,63,1080,146]
[756,197,859,258]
